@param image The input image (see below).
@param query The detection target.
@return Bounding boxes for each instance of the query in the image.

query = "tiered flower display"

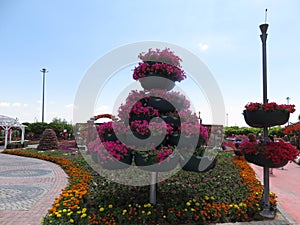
[87,48,214,172]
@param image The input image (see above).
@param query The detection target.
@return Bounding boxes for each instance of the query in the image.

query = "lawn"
[2,148,277,225]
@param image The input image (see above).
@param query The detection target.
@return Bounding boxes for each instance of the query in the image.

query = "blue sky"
[1,0,299,126]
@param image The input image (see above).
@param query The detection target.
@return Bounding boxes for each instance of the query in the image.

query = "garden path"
[0,153,68,225]
[251,162,300,225]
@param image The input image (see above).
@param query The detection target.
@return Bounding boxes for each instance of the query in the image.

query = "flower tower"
[87,48,218,203]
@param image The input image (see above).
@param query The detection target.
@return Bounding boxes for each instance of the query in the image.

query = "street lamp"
[259,18,275,219]
[40,68,48,123]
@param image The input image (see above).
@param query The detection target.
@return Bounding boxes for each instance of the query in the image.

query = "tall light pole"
[40,68,48,123]
[259,14,274,218]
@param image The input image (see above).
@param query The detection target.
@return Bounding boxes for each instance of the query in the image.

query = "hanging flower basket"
[243,109,290,128]
[243,102,295,128]
[243,152,288,168]
[240,141,298,168]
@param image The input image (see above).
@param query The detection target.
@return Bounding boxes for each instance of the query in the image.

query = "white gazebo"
[0,115,26,149]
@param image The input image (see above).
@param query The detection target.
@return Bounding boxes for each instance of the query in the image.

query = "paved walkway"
[251,162,300,225]
[0,153,68,225]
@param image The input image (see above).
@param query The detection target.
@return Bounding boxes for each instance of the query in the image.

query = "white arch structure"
[0,115,26,149]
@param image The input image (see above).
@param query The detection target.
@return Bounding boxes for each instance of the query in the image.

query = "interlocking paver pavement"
[0,153,68,225]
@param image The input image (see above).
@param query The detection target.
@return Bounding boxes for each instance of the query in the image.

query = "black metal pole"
[40,68,48,123]
[259,23,274,219]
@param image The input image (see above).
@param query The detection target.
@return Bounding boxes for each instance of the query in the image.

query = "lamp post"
[259,22,274,219]
[40,68,48,123]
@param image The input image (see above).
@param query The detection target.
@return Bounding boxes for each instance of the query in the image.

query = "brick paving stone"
[0,153,68,225]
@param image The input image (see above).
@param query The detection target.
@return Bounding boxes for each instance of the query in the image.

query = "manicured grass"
[2,149,277,225]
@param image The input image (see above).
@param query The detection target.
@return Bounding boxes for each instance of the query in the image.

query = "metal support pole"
[149,172,157,204]
[40,68,48,123]
[259,23,274,219]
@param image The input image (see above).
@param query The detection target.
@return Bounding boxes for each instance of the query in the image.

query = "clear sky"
[1,0,299,126]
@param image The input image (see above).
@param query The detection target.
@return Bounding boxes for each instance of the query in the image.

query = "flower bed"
[2,150,277,224]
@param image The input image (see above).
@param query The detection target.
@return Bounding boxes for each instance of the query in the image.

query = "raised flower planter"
[243,102,295,128]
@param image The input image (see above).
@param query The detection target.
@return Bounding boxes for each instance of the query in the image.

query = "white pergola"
[0,115,26,149]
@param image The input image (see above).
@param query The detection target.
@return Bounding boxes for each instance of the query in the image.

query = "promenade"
[0,152,68,225]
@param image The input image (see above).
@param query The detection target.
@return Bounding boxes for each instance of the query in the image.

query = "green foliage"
[6,142,28,149]
[22,118,74,139]
[224,126,284,137]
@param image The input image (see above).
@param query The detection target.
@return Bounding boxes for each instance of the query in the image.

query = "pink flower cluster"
[179,121,209,140]
[88,140,130,162]
[245,102,295,113]
[97,122,113,136]
[118,100,159,120]
[138,48,182,67]
[133,62,186,82]
[155,147,174,163]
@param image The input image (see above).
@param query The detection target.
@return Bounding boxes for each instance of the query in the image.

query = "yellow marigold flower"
[56,214,62,218]
[163,215,167,219]
[210,196,215,200]
[142,210,145,214]
[48,213,53,217]
[62,209,67,213]
[123,209,127,214]
[82,208,87,213]
[70,219,74,223]
[67,212,72,216]
[108,204,113,209]
[81,213,87,218]
[191,208,195,212]
[99,207,104,212]
[147,211,151,215]
[184,208,188,211]
[205,196,209,200]
[195,202,200,206]
[186,202,191,207]
[77,210,81,214]
[128,204,132,207]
